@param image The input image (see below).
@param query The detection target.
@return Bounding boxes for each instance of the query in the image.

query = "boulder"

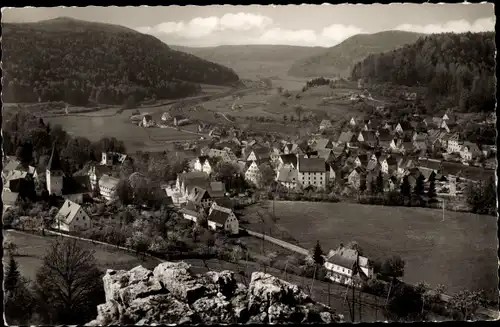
[87,261,343,325]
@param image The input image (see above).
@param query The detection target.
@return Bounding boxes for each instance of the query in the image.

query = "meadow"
[242,201,498,302]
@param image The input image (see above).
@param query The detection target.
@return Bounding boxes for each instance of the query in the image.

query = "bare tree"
[33,239,104,325]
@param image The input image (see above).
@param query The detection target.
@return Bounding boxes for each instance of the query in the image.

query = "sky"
[2,4,496,47]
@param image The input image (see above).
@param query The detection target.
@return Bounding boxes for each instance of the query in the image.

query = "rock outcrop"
[87,261,344,325]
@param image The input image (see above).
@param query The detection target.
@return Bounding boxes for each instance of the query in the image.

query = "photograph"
[2,3,498,325]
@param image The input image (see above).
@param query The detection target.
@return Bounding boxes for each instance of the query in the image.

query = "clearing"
[241,201,498,302]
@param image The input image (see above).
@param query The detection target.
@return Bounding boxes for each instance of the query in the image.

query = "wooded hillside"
[2,17,240,105]
[288,31,423,78]
[351,32,496,113]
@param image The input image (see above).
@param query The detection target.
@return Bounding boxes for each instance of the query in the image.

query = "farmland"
[241,201,498,302]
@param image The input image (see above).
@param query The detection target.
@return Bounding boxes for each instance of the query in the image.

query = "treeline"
[2,18,240,105]
[351,32,495,113]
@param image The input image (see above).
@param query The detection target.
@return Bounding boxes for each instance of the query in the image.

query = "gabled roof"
[187,186,209,204]
[316,149,334,161]
[280,154,298,166]
[56,199,87,225]
[366,159,381,172]
[320,119,332,127]
[377,129,393,142]
[248,147,271,161]
[356,154,369,166]
[338,131,355,144]
[143,114,153,121]
[359,131,377,142]
[326,247,358,269]
[98,174,120,189]
[178,171,210,192]
[462,142,481,153]
[208,181,226,198]
[64,175,91,195]
[313,138,332,150]
[298,157,327,173]
[48,144,63,171]
[277,168,298,183]
[207,208,231,226]
[396,121,413,131]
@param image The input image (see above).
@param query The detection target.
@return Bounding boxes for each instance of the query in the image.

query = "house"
[186,183,225,209]
[142,114,155,127]
[319,119,333,131]
[357,131,377,148]
[397,157,416,176]
[312,138,334,151]
[316,149,335,163]
[394,121,413,135]
[246,147,270,162]
[209,128,222,139]
[347,167,366,189]
[276,168,298,190]
[207,202,239,235]
[89,165,112,190]
[386,157,398,175]
[349,117,358,126]
[366,158,381,174]
[101,152,128,166]
[194,156,218,175]
[245,161,262,187]
[179,202,203,223]
[208,148,238,163]
[52,199,91,232]
[176,171,210,199]
[98,175,120,201]
[337,131,356,147]
[377,129,393,149]
[353,154,369,168]
[297,157,330,189]
[460,142,481,162]
[277,154,298,170]
[413,136,428,152]
[418,167,437,182]
[161,112,172,122]
[2,190,20,214]
[447,133,461,153]
[324,246,374,287]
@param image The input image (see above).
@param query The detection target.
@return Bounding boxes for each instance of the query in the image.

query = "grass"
[3,230,160,281]
[242,201,498,302]
[44,111,201,153]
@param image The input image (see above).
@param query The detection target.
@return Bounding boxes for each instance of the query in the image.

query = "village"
[2,97,496,292]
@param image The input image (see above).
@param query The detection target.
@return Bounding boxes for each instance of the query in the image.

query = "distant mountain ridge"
[2,17,240,105]
[170,44,326,78]
[288,30,424,78]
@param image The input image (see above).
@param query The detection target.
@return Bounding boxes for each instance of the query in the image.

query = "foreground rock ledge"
[86,261,344,325]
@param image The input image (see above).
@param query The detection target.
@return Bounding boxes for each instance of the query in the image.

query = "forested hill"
[351,32,496,113]
[2,17,240,105]
[287,30,423,78]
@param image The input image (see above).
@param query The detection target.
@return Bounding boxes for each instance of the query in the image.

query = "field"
[3,230,160,281]
[43,108,201,153]
[242,201,498,302]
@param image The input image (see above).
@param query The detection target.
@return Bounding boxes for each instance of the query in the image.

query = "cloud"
[394,17,495,34]
[136,13,495,47]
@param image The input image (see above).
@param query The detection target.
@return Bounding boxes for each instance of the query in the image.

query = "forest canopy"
[351,32,495,113]
[2,18,240,106]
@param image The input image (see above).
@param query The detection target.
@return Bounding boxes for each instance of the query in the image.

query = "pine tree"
[401,175,411,197]
[427,179,437,200]
[5,255,21,294]
[313,240,324,265]
[414,174,425,196]
[376,171,384,194]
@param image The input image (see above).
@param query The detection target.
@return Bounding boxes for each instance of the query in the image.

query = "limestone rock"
[87,261,343,325]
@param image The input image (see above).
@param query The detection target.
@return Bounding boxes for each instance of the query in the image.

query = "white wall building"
[53,199,91,232]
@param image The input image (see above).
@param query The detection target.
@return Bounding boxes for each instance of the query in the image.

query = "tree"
[15,141,33,165]
[116,179,133,205]
[381,255,405,279]
[257,163,276,190]
[34,239,104,325]
[400,175,411,197]
[294,104,304,122]
[359,174,367,193]
[313,240,325,265]
[413,174,425,196]
[4,255,21,294]
[427,179,437,201]
[447,290,486,321]
[466,177,496,215]
[4,256,35,325]
[376,171,384,194]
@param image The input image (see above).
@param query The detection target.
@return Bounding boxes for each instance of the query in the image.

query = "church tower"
[46,144,64,196]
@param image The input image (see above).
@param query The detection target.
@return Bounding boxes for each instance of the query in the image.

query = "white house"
[276,167,298,190]
[349,117,357,126]
[245,161,262,187]
[53,199,91,232]
[88,165,112,190]
[297,156,329,189]
[324,246,374,287]
[277,154,298,171]
[142,115,155,127]
[207,202,239,235]
[319,119,333,131]
[98,174,120,201]
[193,156,217,175]
[447,133,461,153]
[460,142,481,162]
[161,112,172,122]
